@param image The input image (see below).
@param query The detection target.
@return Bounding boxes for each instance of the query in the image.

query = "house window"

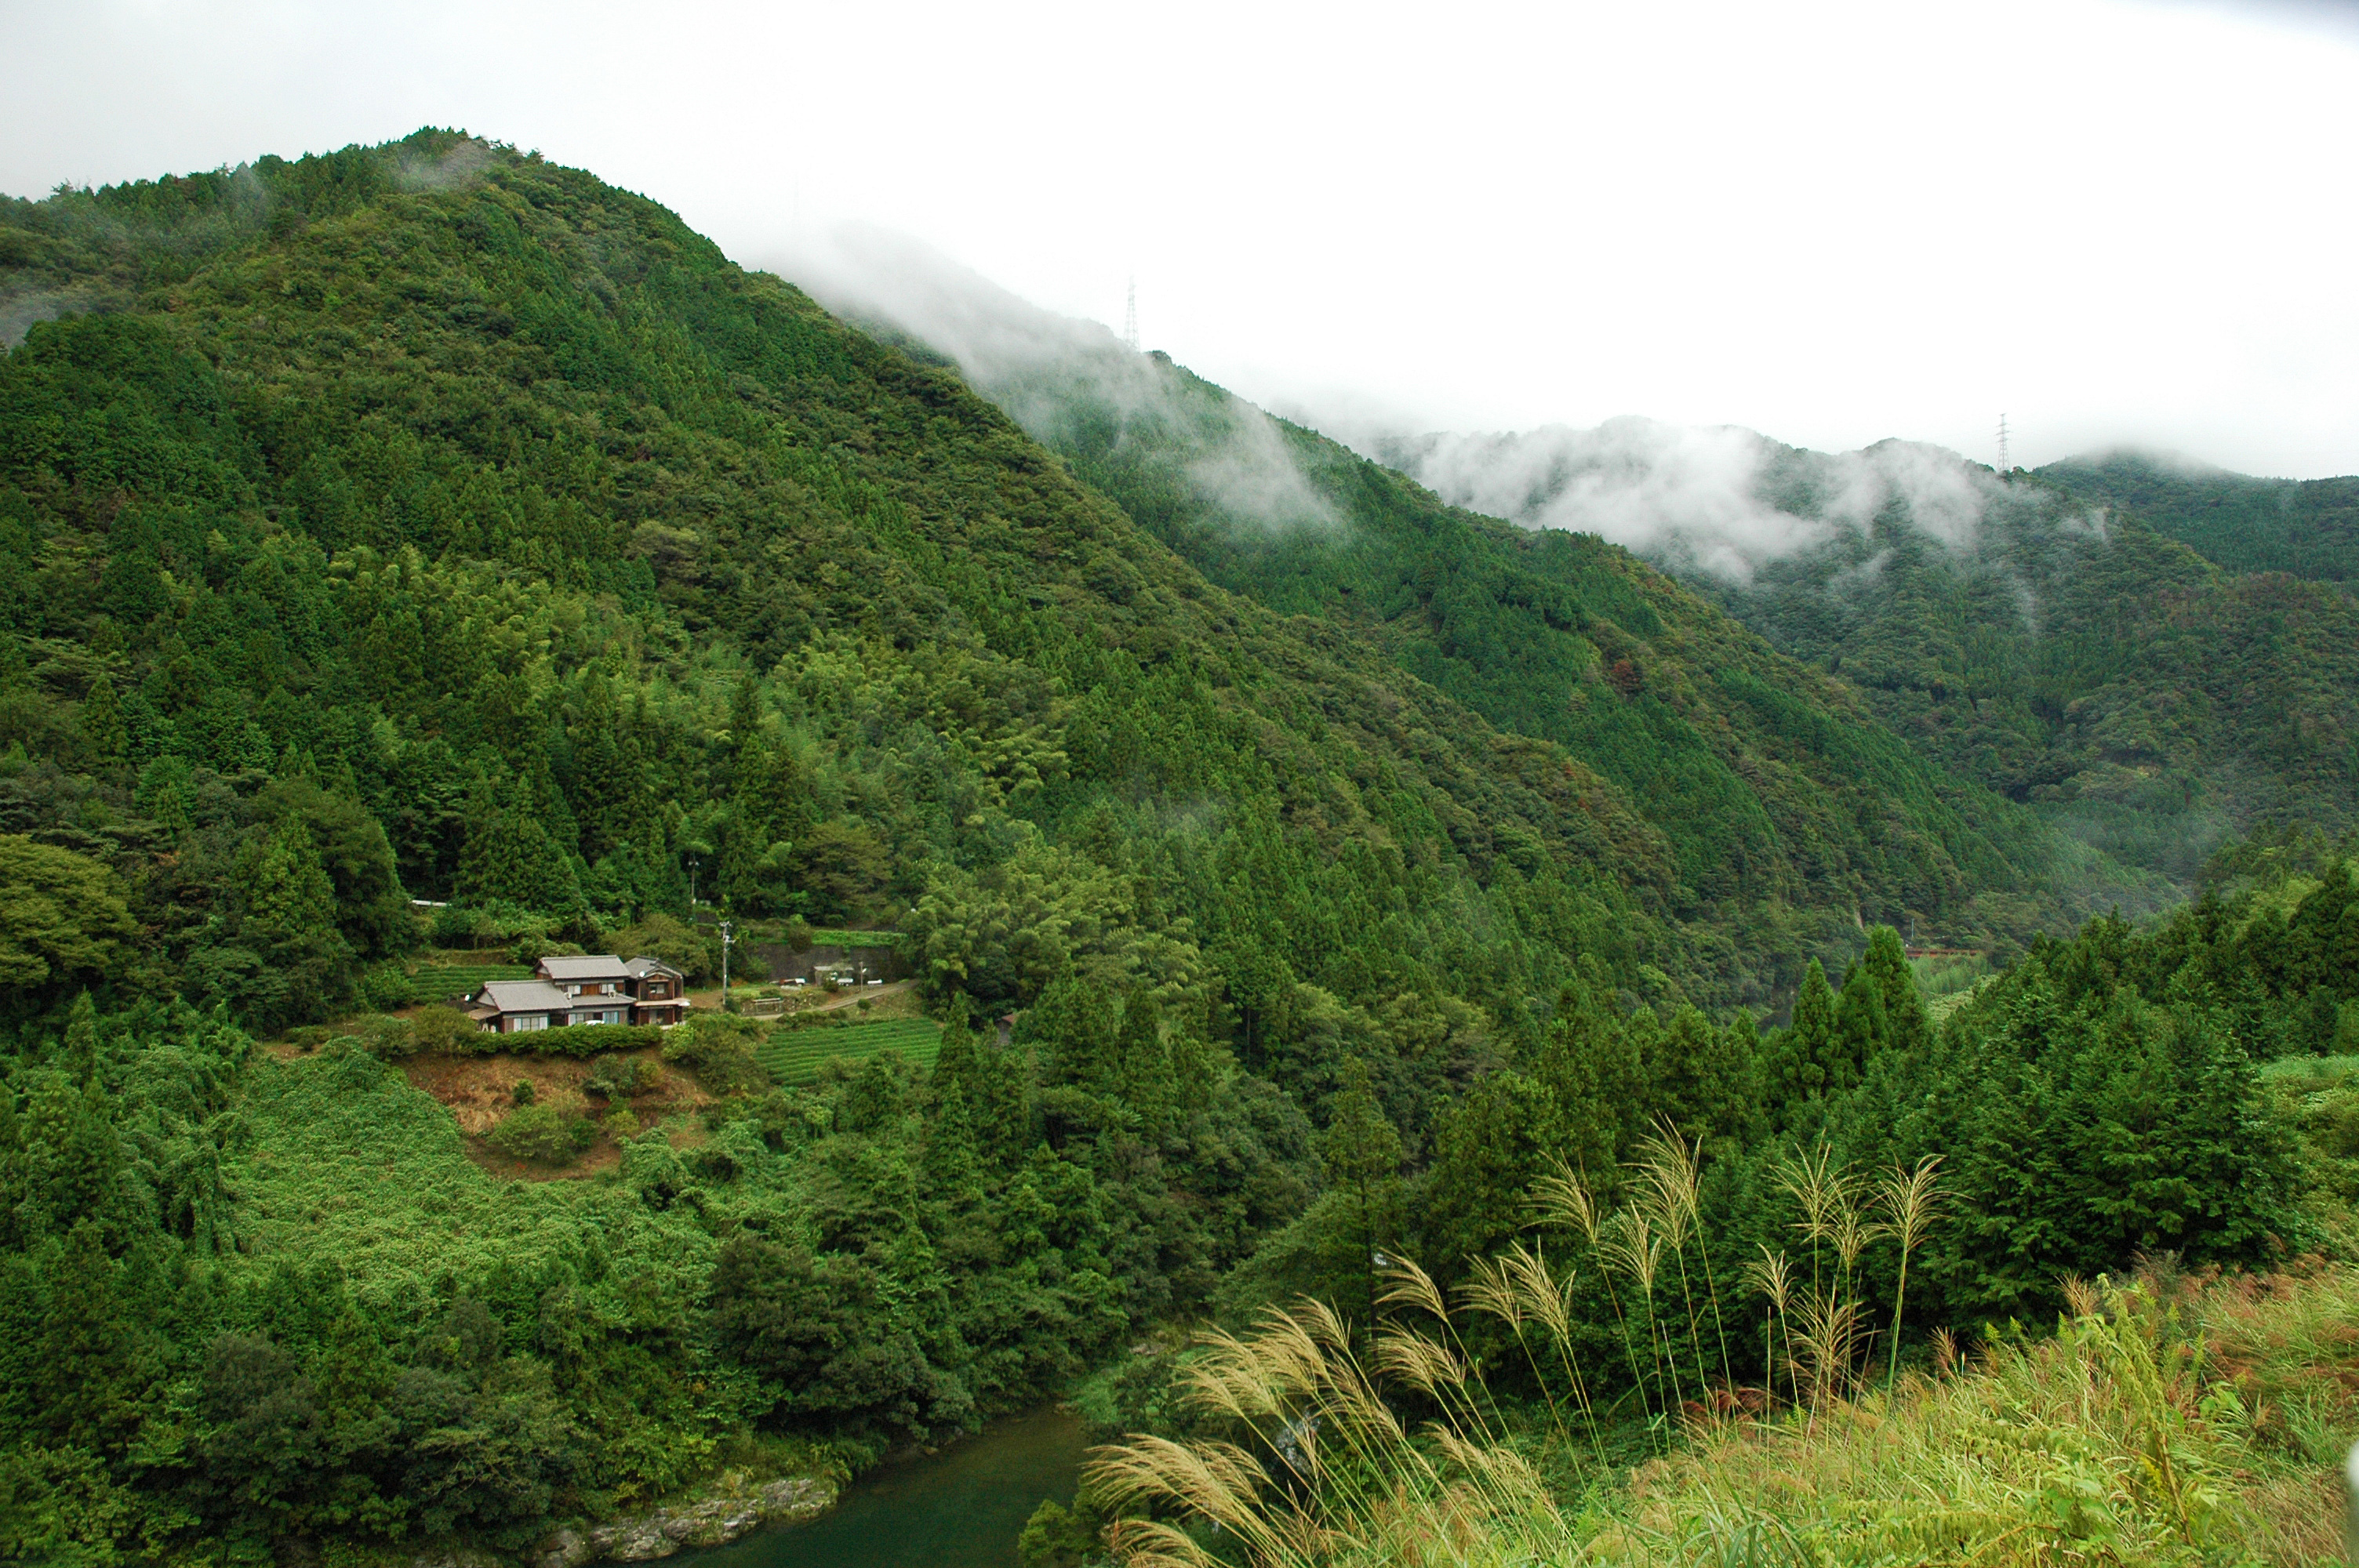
[511,1014,549,1032]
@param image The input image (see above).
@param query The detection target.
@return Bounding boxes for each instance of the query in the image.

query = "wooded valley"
[3,132,2356,1568]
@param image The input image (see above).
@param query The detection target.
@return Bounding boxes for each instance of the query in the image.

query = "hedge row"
[466,1022,667,1058]
[300,1015,670,1061]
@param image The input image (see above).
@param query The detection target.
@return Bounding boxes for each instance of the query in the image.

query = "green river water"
[680,1407,1089,1568]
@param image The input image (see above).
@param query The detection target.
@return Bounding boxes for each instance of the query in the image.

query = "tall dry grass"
[1087,1138,2351,1568]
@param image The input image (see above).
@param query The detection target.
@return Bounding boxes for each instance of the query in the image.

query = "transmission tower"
[1123,276,1138,352]
[1997,413,2012,474]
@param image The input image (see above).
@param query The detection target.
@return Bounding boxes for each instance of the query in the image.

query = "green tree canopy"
[0,838,137,1006]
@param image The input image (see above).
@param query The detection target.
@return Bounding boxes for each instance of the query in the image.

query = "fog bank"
[1374,421,2026,579]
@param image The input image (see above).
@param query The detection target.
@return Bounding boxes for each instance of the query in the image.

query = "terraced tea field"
[758,1018,943,1085]
[400,964,533,1004]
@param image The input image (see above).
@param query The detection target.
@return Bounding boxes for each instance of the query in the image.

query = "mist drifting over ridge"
[783,227,2117,584]
[784,227,1338,532]
[1369,422,2064,581]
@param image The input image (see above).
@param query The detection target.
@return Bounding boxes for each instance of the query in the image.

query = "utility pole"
[689,857,700,910]
[1997,413,2012,475]
[719,919,735,1012]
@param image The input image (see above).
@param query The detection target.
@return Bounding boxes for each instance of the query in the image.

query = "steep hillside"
[2038,448,2359,582]
[1381,423,2359,884]
[803,242,2157,965]
[0,131,1749,1563]
[1715,467,2359,881]
[0,134,2334,1568]
[0,132,1689,1028]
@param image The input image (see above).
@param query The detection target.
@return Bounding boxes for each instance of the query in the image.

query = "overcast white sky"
[5,0,2355,476]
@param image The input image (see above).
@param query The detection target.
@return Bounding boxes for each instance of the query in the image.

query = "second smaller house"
[623,956,689,1028]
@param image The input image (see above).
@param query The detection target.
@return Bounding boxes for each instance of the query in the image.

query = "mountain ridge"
[1343,421,2359,883]
[795,238,2165,962]
[2033,446,2359,581]
[0,129,2344,1568]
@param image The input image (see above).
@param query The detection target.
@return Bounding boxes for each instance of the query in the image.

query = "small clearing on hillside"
[402,1048,710,1180]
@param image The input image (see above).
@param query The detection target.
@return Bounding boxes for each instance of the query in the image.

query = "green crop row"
[756,1019,942,1084]
[394,965,534,1003]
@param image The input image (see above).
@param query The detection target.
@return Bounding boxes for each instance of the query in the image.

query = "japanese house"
[467,954,692,1033]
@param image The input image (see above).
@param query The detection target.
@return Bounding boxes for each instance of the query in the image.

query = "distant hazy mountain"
[1383,427,2359,882]
[799,237,2165,950]
[789,239,2357,887]
[2034,449,2359,582]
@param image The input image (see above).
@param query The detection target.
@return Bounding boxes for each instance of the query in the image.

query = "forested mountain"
[0,130,1721,1561]
[0,132,1729,1026]
[0,133,2343,1568]
[1373,422,2359,884]
[801,239,2161,963]
[2037,448,2359,582]
[0,129,2092,1564]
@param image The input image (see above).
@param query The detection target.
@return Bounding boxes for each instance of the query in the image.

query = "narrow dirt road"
[685,978,915,1015]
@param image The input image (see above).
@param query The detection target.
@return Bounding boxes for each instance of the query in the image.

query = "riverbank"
[668,1406,1089,1568]
[531,1473,838,1568]
[402,1472,839,1568]
[402,1406,1086,1568]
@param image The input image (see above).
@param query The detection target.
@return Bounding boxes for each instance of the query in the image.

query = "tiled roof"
[539,955,632,982]
[477,980,575,1013]
[623,956,685,978]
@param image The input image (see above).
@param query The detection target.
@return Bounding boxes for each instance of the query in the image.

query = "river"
[679,1406,1090,1568]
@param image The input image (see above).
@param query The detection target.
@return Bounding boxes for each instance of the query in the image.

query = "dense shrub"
[488,1103,592,1165]
[428,901,553,951]
[608,914,715,982]
[583,1054,663,1101]
[511,936,587,968]
[662,1018,771,1097]
[357,960,414,1012]
[351,1015,417,1058]
[410,1005,479,1054]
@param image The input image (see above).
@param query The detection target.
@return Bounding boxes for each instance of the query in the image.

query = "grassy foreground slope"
[1079,841,2359,1566]
[1087,1267,2348,1568]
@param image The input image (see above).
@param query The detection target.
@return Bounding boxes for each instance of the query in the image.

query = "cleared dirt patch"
[401,1048,714,1181]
